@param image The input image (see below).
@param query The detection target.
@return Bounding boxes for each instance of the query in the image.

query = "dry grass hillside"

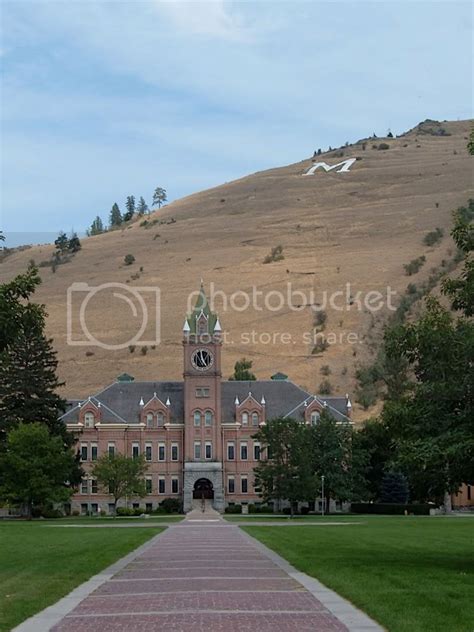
[1,119,473,420]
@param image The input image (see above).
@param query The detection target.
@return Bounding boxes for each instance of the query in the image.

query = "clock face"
[191,348,214,371]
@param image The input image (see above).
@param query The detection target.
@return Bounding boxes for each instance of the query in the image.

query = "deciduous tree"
[92,454,148,514]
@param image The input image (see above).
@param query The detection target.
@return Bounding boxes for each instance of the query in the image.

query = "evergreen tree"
[136,196,148,216]
[0,311,71,448]
[92,453,148,514]
[68,232,81,253]
[123,195,136,222]
[0,423,78,518]
[380,470,409,504]
[0,264,41,353]
[54,231,69,255]
[89,216,104,236]
[152,187,167,209]
[229,358,256,381]
[109,203,122,227]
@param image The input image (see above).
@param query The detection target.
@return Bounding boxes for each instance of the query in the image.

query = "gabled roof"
[184,283,218,334]
[62,379,349,425]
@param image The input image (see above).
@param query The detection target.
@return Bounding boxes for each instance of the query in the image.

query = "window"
[157,411,165,427]
[205,442,212,460]
[194,411,201,426]
[145,444,152,462]
[227,442,235,460]
[240,442,248,460]
[90,503,98,514]
[253,442,261,461]
[171,443,179,461]
[311,411,320,425]
[196,387,210,398]
[84,412,94,428]
[158,477,166,494]
[132,503,139,510]
[132,443,140,459]
[146,412,154,428]
[171,477,179,494]
[91,479,98,494]
[108,443,115,457]
[252,412,259,426]
[228,476,235,494]
[241,412,248,426]
[194,442,201,460]
[146,503,153,513]
[108,503,115,515]
[205,410,213,426]
[158,443,165,461]
[241,476,248,493]
[81,503,88,516]
[80,444,88,461]
[468,486,472,501]
[91,444,98,461]
[80,479,88,494]
[145,477,152,494]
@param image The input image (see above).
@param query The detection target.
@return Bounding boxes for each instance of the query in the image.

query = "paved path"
[19,513,382,631]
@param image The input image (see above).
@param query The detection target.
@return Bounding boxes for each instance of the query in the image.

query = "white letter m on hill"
[303,158,356,176]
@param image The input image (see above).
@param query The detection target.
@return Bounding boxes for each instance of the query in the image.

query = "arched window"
[205,410,213,426]
[194,411,201,426]
[157,412,165,427]
[251,412,259,426]
[146,412,154,428]
[310,411,320,425]
[84,412,95,428]
[241,412,248,425]
[197,314,208,335]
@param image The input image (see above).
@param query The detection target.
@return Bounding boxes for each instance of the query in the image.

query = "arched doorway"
[193,478,214,500]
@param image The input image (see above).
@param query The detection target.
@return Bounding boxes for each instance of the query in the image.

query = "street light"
[321,475,325,517]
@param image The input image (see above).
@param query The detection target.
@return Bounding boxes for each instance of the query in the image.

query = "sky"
[1,0,472,246]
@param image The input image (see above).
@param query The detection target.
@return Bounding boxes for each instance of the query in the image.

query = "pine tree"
[136,197,148,216]
[123,195,136,222]
[54,231,69,255]
[68,232,81,253]
[89,216,104,236]
[0,313,71,447]
[152,187,167,209]
[109,203,122,227]
[380,471,409,504]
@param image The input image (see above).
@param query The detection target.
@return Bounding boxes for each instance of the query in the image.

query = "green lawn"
[244,517,474,632]
[0,522,163,631]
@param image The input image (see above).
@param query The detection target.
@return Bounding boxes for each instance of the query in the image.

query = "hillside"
[1,119,473,420]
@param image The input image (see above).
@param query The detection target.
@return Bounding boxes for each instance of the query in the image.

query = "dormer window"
[197,313,208,335]
[241,412,248,425]
[157,412,165,427]
[146,412,154,428]
[84,412,95,428]
[251,412,259,426]
[310,411,321,425]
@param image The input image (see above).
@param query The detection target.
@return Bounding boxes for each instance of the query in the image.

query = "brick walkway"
[50,519,353,631]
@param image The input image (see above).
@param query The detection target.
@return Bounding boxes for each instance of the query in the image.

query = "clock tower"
[182,283,224,512]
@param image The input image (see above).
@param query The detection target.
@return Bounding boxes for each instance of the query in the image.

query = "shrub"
[263,244,284,264]
[423,227,444,246]
[313,310,327,328]
[407,283,418,295]
[124,254,135,266]
[312,338,329,354]
[319,379,333,395]
[403,255,426,276]
[300,505,310,515]
[355,383,378,409]
[350,503,431,515]
[320,365,331,376]
[224,504,242,514]
[378,143,390,150]
[159,497,182,513]
[140,346,148,355]
[380,471,409,504]
[129,345,136,353]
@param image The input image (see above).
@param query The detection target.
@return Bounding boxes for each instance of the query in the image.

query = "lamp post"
[321,475,325,516]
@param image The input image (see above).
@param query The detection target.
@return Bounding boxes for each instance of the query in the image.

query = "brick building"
[62,285,352,514]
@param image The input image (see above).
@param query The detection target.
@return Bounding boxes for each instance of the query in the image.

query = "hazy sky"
[1,1,472,245]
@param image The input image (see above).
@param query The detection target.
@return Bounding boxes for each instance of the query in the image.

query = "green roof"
[185,284,218,334]
[271,372,288,381]
[116,373,135,382]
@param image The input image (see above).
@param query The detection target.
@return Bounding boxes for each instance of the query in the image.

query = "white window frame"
[253,442,261,461]
[227,475,235,494]
[158,476,166,495]
[157,411,165,427]
[251,412,259,426]
[90,478,98,494]
[171,476,179,494]
[132,442,140,459]
[80,479,88,494]
[171,443,179,461]
[80,443,88,462]
[205,441,212,460]
[146,412,154,428]
[145,476,153,494]
[241,475,248,494]
[91,443,98,461]
[145,443,152,462]
[227,442,235,460]
[194,441,201,460]
[84,412,95,428]
[240,442,248,461]
[205,410,213,426]
[241,412,248,426]
[108,442,115,457]
[194,411,201,426]
[158,442,166,462]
